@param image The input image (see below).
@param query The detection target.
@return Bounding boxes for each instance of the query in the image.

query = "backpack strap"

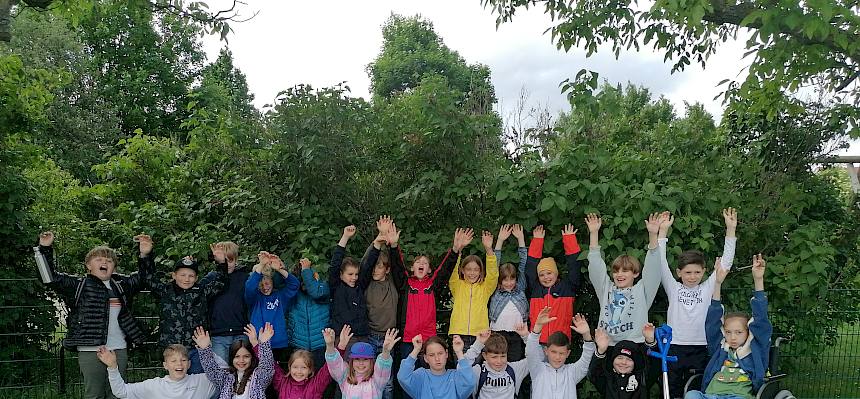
[506,365,517,399]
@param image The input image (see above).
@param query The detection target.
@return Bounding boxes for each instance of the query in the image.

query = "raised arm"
[584,214,609,292]
[386,223,406,289]
[358,243,381,290]
[720,208,738,270]
[194,327,230,389]
[300,259,329,299]
[642,213,664,303]
[119,234,155,294]
[706,261,729,355]
[588,328,610,394]
[481,230,499,294]
[254,324,276,388]
[657,212,678,290]
[35,232,83,297]
[525,225,545,290]
[202,261,229,299]
[448,228,475,288]
[749,255,772,349]
[327,226,354,287]
[372,328,399,390]
[244,271,264,305]
[397,336,424,398]
[562,224,583,292]
[511,224,528,292]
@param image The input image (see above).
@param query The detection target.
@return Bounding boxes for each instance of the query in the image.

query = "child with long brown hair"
[195,323,275,399]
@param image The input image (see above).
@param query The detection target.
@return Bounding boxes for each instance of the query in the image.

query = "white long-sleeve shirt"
[107,367,217,399]
[660,237,736,345]
[464,340,530,399]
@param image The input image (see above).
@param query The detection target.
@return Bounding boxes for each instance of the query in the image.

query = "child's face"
[724,317,749,349]
[86,256,116,281]
[677,264,705,287]
[340,265,359,287]
[351,358,372,375]
[500,276,517,292]
[171,268,198,289]
[233,347,253,371]
[162,353,190,381]
[463,262,482,284]
[423,342,448,373]
[612,268,639,288]
[482,351,508,372]
[372,262,390,281]
[612,354,634,374]
[259,277,273,295]
[544,344,571,369]
[538,269,558,288]
[412,257,430,280]
[289,358,311,382]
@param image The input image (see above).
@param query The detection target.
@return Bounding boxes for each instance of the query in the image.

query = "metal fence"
[1,278,857,399]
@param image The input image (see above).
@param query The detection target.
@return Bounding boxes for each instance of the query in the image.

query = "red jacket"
[392,246,459,341]
[526,234,582,343]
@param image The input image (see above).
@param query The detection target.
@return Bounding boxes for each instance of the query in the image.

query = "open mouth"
[99,266,108,272]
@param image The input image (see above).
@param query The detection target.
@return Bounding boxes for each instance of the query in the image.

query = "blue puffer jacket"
[288,268,330,351]
[702,290,772,393]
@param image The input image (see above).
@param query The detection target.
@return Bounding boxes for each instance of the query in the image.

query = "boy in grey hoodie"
[98,344,217,399]
[525,307,595,399]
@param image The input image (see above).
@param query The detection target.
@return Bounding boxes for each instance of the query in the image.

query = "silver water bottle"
[34,246,53,284]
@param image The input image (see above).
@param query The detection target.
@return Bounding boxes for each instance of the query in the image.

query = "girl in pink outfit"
[324,326,399,399]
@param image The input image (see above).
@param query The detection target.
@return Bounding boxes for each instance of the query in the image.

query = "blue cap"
[349,342,375,359]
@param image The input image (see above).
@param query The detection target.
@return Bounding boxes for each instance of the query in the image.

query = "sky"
[201,0,858,155]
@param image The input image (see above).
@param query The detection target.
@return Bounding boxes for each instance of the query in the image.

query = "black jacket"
[38,245,148,351]
[327,244,376,337]
[589,340,650,399]
[204,265,250,336]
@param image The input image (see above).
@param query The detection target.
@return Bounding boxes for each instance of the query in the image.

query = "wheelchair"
[683,337,796,399]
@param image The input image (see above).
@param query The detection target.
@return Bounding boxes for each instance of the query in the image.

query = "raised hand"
[752,253,766,288]
[454,228,474,252]
[377,215,393,235]
[344,225,357,239]
[645,212,662,235]
[193,326,211,349]
[534,306,557,331]
[338,324,354,350]
[476,329,491,345]
[513,321,529,338]
[210,242,225,263]
[643,322,656,344]
[244,323,258,346]
[571,314,591,339]
[451,335,464,354]
[511,224,525,246]
[135,234,153,256]
[562,223,578,236]
[498,224,512,242]
[595,328,610,353]
[658,211,674,238]
[714,257,728,284]
[382,328,401,353]
[38,231,55,246]
[96,346,118,368]
[269,255,285,271]
[410,334,423,357]
[585,213,602,234]
[258,322,274,343]
[481,230,494,251]
[532,225,545,239]
[723,208,738,235]
[257,251,272,266]
[387,223,401,246]
[322,328,336,347]
[300,258,312,270]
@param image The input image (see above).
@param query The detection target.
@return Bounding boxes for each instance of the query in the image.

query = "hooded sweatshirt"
[587,245,662,345]
[525,332,595,399]
[588,340,649,399]
[106,368,217,399]
[245,271,300,349]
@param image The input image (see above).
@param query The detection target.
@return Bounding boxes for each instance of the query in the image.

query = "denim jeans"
[368,332,394,399]
[211,334,248,366]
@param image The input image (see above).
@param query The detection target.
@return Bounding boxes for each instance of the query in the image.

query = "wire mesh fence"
[1,277,857,398]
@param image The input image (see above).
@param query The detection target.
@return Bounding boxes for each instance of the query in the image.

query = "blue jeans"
[187,348,204,374]
[684,392,747,399]
[211,334,248,366]
[368,332,394,399]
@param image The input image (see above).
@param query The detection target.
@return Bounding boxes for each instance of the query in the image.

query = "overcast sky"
[201,0,857,155]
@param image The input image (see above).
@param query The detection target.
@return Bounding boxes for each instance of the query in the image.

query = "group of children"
[36,207,774,399]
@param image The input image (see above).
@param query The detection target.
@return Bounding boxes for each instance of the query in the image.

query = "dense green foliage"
[0,2,858,396]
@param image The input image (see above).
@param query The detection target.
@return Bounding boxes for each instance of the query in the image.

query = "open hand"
[751,253,766,280]
[210,242,225,263]
[387,223,401,246]
[723,208,737,230]
[258,323,274,343]
[481,230,494,251]
[193,326,211,349]
[322,328,336,346]
[338,324,354,350]
[300,258,312,269]
[595,328,610,353]
[342,225,357,240]
[645,212,662,235]
[476,329,491,345]
[535,306,556,328]
[562,223,578,236]
[135,234,153,256]
[96,346,117,368]
[571,313,590,336]
[511,224,524,242]
[451,335,464,354]
[497,225,512,242]
[585,214,602,233]
[243,323,258,346]
[382,328,401,352]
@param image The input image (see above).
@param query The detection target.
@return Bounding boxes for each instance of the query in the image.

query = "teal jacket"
[287,268,330,351]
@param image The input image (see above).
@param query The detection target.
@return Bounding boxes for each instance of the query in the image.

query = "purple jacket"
[200,341,275,399]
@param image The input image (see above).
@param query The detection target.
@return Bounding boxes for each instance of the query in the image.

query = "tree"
[481,0,860,135]
[368,14,497,114]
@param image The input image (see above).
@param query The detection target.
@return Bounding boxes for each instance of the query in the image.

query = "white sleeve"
[106,367,132,398]
[566,341,595,384]
[720,237,737,270]
[658,238,679,298]
[464,340,484,362]
[511,358,530,391]
[525,333,545,379]
[587,247,610,295]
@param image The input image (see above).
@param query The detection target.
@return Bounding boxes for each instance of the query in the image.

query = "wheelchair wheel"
[772,390,795,399]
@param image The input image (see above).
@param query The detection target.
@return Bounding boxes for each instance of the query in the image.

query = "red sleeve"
[528,237,544,259]
[562,234,581,255]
